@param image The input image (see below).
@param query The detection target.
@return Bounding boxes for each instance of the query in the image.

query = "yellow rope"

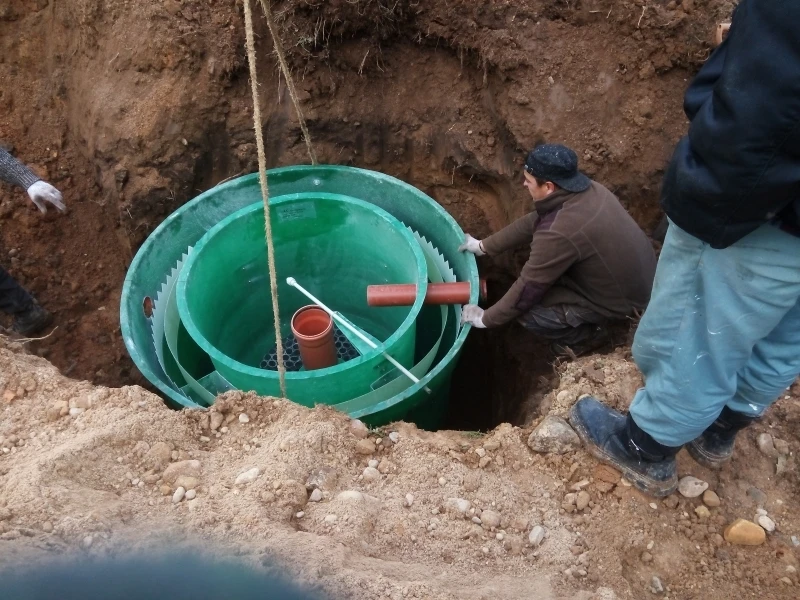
[258,0,318,165]
[243,0,287,398]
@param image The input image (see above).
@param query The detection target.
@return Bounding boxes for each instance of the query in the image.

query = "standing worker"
[0,147,65,335]
[459,143,657,357]
[570,0,800,497]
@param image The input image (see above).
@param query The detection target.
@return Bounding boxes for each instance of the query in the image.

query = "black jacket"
[661,0,800,249]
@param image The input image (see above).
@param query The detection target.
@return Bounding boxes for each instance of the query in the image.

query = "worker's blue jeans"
[629,220,800,447]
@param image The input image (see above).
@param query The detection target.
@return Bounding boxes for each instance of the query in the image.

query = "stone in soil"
[695,505,711,519]
[209,412,224,430]
[650,576,664,594]
[756,515,775,533]
[309,489,323,502]
[306,467,339,491]
[773,438,790,455]
[185,489,197,500]
[174,476,199,491]
[238,413,250,423]
[355,439,375,455]
[527,416,580,455]
[724,519,766,545]
[678,476,708,498]
[172,486,186,504]
[162,460,202,485]
[362,467,381,482]
[445,498,471,515]
[529,525,546,547]
[576,491,591,511]
[481,510,501,529]
[349,419,369,439]
[235,467,260,485]
[404,493,414,507]
[756,433,778,458]
[702,490,720,507]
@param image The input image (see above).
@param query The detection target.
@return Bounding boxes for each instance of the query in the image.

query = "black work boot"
[550,325,610,358]
[12,303,53,336]
[569,397,680,497]
[687,406,759,469]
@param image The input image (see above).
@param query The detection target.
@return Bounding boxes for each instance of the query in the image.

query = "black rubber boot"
[550,325,610,358]
[569,397,680,497]
[686,406,759,469]
[12,303,53,336]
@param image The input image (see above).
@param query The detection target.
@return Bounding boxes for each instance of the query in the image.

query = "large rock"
[724,519,766,546]
[527,416,580,455]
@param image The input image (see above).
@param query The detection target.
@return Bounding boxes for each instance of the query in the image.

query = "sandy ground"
[1,337,798,599]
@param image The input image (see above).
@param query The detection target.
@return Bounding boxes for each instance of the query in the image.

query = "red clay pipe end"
[290,305,338,370]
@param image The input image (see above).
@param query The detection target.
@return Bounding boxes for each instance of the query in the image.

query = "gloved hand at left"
[461,304,486,328]
[27,181,66,213]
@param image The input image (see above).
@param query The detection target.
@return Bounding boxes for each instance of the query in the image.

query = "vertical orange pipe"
[291,305,338,370]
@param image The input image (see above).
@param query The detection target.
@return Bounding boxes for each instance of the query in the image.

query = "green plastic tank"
[120,166,479,427]
[177,193,428,405]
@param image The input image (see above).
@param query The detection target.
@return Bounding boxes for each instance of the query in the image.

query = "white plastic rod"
[286,277,431,394]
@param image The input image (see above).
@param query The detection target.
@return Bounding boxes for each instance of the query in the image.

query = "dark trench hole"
[442,321,557,433]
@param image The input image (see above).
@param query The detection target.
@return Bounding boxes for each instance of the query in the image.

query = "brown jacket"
[481,181,656,328]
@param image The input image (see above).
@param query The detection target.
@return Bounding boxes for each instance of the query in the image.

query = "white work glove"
[27,181,66,213]
[461,304,486,329]
[458,233,485,256]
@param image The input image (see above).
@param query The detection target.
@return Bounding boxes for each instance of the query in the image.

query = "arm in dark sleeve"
[481,230,578,328]
[481,212,538,256]
[0,147,40,190]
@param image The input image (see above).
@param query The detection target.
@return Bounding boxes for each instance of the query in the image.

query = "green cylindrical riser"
[177,194,427,405]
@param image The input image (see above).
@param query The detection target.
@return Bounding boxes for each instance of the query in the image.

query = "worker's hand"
[27,180,66,213]
[458,234,485,256]
[461,304,486,328]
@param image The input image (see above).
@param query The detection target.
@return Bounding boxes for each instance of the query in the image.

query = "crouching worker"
[459,144,656,357]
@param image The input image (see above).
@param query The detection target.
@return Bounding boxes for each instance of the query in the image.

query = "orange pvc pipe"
[367,280,487,307]
[291,305,338,370]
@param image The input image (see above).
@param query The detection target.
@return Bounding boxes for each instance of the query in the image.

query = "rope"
[258,0,318,165]
[243,0,287,398]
